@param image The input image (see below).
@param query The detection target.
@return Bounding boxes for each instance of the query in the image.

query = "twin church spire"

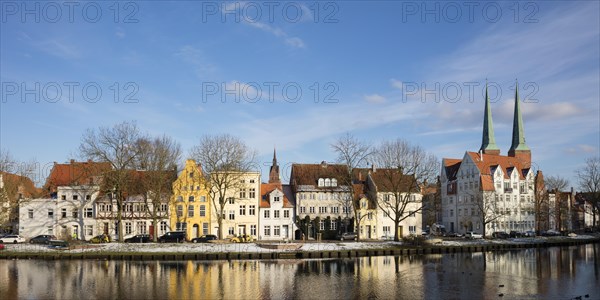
[479,81,531,164]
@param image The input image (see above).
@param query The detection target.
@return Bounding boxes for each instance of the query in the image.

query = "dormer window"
[325,178,331,187]
[331,179,337,186]
[318,178,324,187]
[274,196,280,202]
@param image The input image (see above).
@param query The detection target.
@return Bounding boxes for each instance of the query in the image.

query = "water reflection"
[0,244,598,299]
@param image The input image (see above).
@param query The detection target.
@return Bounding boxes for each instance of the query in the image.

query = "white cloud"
[364,94,386,104]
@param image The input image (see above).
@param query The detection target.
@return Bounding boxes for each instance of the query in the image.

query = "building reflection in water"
[0,244,597,299]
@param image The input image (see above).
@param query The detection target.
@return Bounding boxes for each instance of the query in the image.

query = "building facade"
[441,86,539,236]
[170,159,211,239]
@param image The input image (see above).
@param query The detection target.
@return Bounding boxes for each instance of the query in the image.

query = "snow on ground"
[0,235,596,254]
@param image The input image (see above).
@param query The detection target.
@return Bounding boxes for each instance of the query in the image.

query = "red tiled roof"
[260,183,294,208]
[0,171,40,198]
[43,161,112,195]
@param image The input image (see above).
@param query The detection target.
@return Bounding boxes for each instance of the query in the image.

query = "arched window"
[331,179,337,187]
[189,196,195,202]
[318,178,324,187]
[325,178,331,187]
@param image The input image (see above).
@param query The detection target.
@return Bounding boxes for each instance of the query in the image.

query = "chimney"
[358,172,363,181]
[371,163,376,173]
[479,150,483,161]
[321,161,327,168]
[70,159,75,164]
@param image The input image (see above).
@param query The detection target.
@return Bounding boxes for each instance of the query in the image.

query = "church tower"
[479,83,501,155]
[268,148,281,184]
[508,84,531,166]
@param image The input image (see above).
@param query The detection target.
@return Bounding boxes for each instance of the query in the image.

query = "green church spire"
[509,83,530,153]
[480,83,500,155]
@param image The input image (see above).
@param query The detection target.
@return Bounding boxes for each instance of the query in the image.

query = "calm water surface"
[1,244,598,300]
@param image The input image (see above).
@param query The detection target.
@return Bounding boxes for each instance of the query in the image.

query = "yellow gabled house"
[170,159,211,239]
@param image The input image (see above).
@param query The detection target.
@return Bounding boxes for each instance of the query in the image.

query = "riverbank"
[1,234,598,260]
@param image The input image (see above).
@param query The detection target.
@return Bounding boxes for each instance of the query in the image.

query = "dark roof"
[365,168,420,193]
[289,162,348,186]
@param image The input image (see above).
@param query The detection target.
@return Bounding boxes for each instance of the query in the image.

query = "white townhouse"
[259,183,296,240]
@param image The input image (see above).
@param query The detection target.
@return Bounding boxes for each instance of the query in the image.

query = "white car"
[0,234,26,244]
[465,232,483,239]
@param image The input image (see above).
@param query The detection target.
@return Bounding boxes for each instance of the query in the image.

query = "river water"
[0,244,598,300]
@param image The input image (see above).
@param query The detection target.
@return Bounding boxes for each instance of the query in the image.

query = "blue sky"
[1,1,599,186]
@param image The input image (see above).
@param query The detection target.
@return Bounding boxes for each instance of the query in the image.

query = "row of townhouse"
[17,149,425,241]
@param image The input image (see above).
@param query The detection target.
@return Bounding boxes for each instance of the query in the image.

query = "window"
[330,221,337,230]
[48,209,54,218]
[177,205,183,217]
[250,225,256,236]
[300,206,306,214]
[458,209,462,216]
[240,205,246,215]
[85,225,93,236]
[284,210,290,218]
[264,226,271,236]
[274,226,281,236]
[239,189,246,198]
[161,221,168,234]
[318,178,324,187]
[319,207,327,214]
[331,207,339,214]
[177,196,183,202]
[325,178,331,186]
[309,207,315,214]
[28,209,33,218]
[228,227,235,236]
[125,222,132,235]
[274,210,280,218]
[188,205,194,217]
[176,222,187,231]
[249,179,255,183]
[137,221,147,234]
[202,223,209,235]
[342,206,349,214]
[368,212,373,220]
[331,179,337,186]
[409,226,416,234]
[189,196,195,202]
[189,171,194,178]
[161,203,168,212]
[201,196,206,202]
[249,205,256,215]
[450,209,454,217]
[274,196,280,202]
[264,210,270,219]
[84,208,93,218]
[228,197,234,204]
[47,227,53,235]
[229,210,235,220]
[319,220,325,231]
[60,208,66,218]
[199,205,206,217]
[72,195,78,200]
[72,210,78,218]
[249,188,256,198]
[61,195,66,200]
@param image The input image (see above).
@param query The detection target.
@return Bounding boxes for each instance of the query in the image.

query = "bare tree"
[331,133,372,240]
[135,135,181,242]
[189,134,256,239]
[79,121,143,242]
[576,156,600,228]
[372,139,439,241]
[545,175,569,191]
[474,192,509,236]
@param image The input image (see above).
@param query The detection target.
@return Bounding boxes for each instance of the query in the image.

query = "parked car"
[29,234,57,244]
[524,231,536,237]
[492,231,509,239]
[0,244,4,250]
[230,234,254,243]
[158,231,187,243]
[444,231,461,237]
[542,230,560,236]
[465,232,483,239]
[191,235,217,243]
[89,234,110,243]
[509,231,523,238]
[124,234,151,243]
[337,232,357,241]
[0,235,26,244]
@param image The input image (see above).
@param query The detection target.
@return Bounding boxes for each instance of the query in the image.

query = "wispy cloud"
[364,94,386,104]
